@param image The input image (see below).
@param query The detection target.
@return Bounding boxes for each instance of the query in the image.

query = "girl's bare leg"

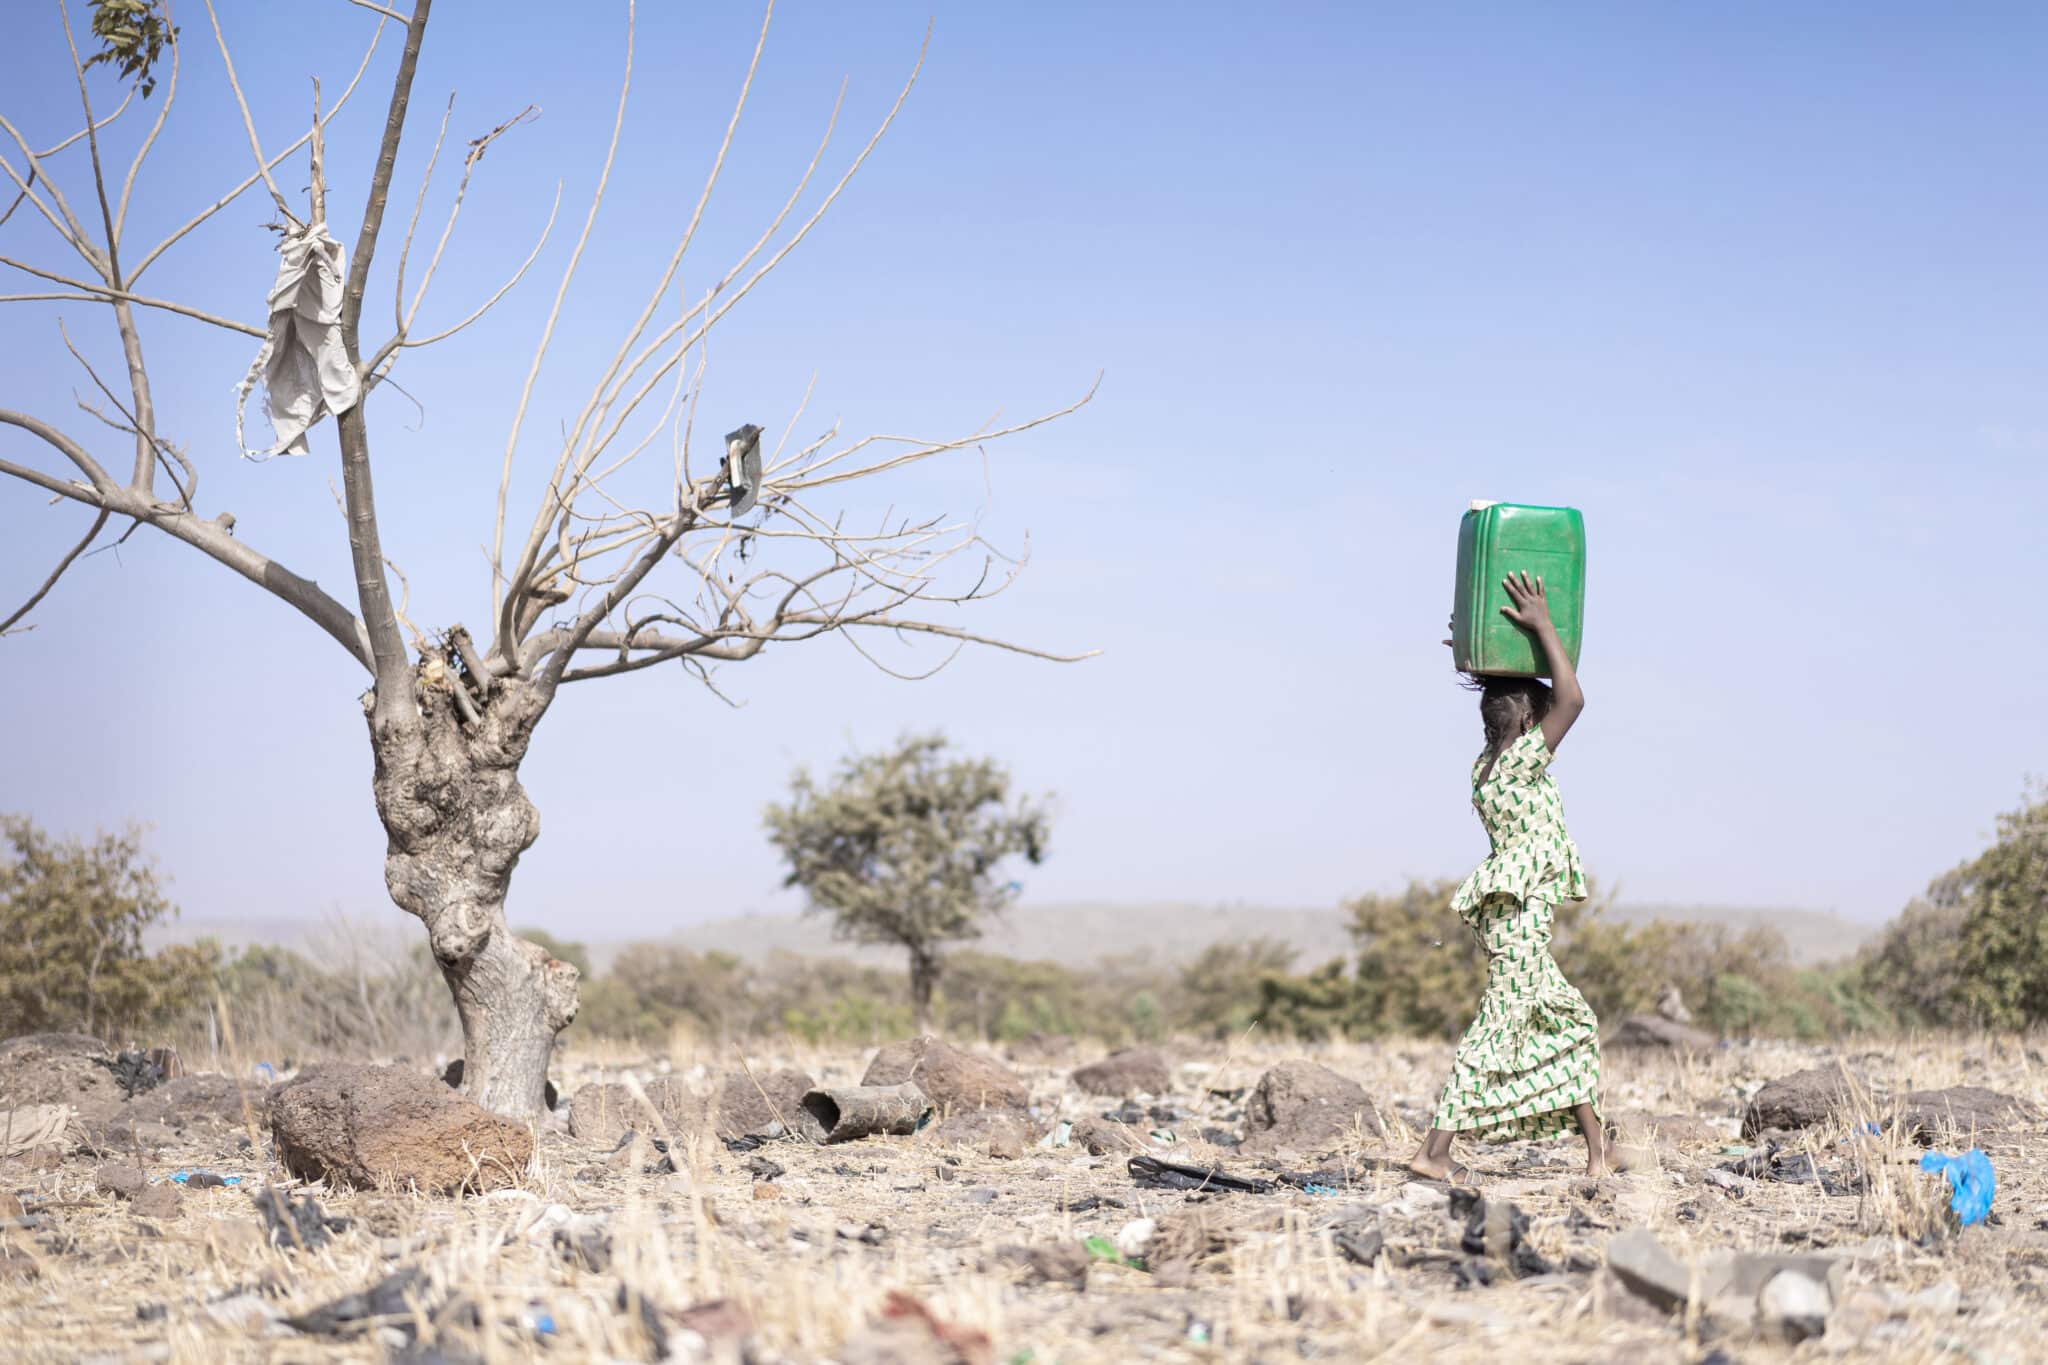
[1575,1103,1610,1176]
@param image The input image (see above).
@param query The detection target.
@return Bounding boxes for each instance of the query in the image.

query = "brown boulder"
[132,1183,184,1221]
[1742,1067,1865,1138]
[714,1068,817,1138]
[567,1077,696,1148]
[95,1162,147,1200]
[1238,1061,1382,1156]
[0,1033,123,1119]
[270,1063,532,1193]
[1893,1086,2038,1144]
[863,1038,1028,1113]
[1071,1048,1173,1097]
[1609,1016,1718,1053]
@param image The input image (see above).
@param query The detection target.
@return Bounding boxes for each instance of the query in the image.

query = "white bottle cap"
[1469,499,1500,511]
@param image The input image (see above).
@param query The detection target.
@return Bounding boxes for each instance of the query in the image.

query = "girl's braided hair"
[1461,672,1553,761]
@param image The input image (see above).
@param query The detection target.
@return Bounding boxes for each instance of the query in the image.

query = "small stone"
[132,1183,183,1221]
[965,1187,998,1205]
[94,1162,147,1200]
[1742,1067,1863,1138]
[988,1132,1023,1161]
[752,1182,780,1202]
[746,1154,785,1183]
[1028,1240,1090,1288]
[0,1193,22,1218]
[1758,1270,1830,1344]
[1606,1228,1708,1313]
[1238,1061,1382,1158]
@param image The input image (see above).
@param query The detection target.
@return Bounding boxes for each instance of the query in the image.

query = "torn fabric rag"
[235,220,360,458]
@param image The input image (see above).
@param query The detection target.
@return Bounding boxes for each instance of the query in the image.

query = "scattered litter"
[283,1266,426,1336]
[1333,1223,1384,1266]
[798,1084,932,1143]
[837,1222,888,1246]
[1147,1128,1179,1145]
[1114,1218,1157,1257]
[168,1170,240,1188]
[1920,1148,1996,1227]
[1,1105,72,1157]
[97,1050,170,1098]
[252,1186,351,1251]
[1450,1189,1551,1277]
[1128,1155,1274,1194]
[747,1154,785,1183]
[553,1215,613,1272]
[1039,1120,1074,1150]
[1083,1234,1140,1269]
[1063,1194,1125,1214]
[1716,1143,1855,1195]
[723,1134,770,1153]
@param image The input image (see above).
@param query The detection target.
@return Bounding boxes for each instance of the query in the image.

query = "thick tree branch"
[334,0,434,724]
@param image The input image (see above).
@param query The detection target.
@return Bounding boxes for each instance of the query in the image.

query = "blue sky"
[4,2,2044,943]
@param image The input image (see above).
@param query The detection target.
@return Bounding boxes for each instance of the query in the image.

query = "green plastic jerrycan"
[1451,500,1586,677]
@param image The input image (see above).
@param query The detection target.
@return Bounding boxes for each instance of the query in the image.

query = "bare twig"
[0,254,265,336]
[199,0,305,227]
[0,508,109,635]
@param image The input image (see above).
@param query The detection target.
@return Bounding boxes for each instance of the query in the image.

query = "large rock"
[567,1077,695,1148]
[1608,1015,1718,1053]
[863,1038,1028,1113]
[1742,1067,1863,1138]
[1071,1048,1172,1098]
[1893,1086,2037,1144]
[1237,1061,1381,1156]
[269,1064,532,1193]
[713,1068,817,1138]
[0,1033,123,1119]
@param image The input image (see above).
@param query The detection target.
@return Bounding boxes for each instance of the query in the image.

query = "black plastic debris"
[747,1154,785,1183]
[1333,1224,1384,1266]
[1716,1144,1856,1196]
[252,1186,351,1251]
[617,1283,670,1360]
[97,1051,168,1098]
[1064,1195,1126,1214]
[722,1135,769,1154]
[284,1266,426,1336]
[1453,1191,1552,1277]
[1128,1155,1275,1195]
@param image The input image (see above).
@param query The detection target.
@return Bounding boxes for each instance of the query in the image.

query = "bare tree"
[1,0,1091,1117]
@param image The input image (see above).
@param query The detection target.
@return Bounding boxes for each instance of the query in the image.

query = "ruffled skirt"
[1431,894,1601,1141]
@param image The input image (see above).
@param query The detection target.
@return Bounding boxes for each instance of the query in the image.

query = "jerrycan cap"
[1468,499,1500,511]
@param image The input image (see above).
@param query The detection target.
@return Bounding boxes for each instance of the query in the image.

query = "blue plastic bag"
[1919,1148,1995,1226]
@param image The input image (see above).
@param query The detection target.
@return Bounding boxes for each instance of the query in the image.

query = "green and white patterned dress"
[1431,725,1601,1141]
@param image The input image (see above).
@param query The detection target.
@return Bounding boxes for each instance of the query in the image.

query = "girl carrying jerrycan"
[1409,502,1608,1182]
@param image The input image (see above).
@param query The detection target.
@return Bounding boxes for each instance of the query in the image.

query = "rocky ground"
[1,1026,2042,1363]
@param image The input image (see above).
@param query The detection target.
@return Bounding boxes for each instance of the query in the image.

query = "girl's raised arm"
[1502,571,1584,752]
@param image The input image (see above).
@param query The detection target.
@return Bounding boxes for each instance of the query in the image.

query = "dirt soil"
[2,1033,2042,1363]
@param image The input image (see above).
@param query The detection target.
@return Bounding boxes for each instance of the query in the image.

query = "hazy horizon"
[7,3,2045,943]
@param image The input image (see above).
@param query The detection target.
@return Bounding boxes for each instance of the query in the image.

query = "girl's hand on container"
[1500,571,1554,632]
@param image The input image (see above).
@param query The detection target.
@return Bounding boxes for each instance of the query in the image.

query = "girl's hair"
[1460,673,1553,759]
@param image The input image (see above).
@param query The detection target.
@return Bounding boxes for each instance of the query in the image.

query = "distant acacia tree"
[765,735,1048,1032]
[0,3,1087,1114]
[0,814,214,1038]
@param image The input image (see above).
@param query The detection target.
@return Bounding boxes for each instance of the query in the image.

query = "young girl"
[1408,570,1607,1182]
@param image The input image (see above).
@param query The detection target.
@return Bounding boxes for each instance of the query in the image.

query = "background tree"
[1,3,1086,1115]
[1943,790,2048,1027]
[0,814,215,1038]
[765,734,1049,1032]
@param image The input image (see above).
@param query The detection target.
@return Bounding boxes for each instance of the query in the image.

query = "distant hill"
[155,898,1877,973]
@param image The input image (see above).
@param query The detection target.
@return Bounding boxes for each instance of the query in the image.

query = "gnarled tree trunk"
[368,664,578,1119]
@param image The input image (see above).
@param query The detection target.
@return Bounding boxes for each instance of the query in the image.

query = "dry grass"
[3,1032,2043,1363]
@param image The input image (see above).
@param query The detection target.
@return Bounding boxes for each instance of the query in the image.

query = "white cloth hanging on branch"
[234,220,360,459]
